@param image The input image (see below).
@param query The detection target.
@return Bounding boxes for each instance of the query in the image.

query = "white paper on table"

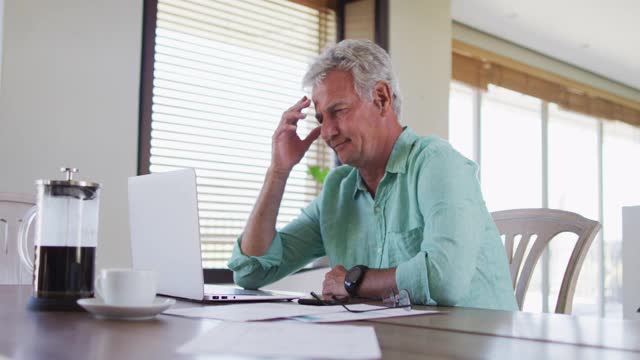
[293,305,440,323]
[177,321,382,359]
[164,302,359,321]
[164,302,441,322]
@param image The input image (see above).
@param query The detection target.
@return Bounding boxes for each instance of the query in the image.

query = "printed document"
[292,306,438,323]
[177,321,382,359]
[164,302,438,322]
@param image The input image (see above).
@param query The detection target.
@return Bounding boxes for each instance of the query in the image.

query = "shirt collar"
[352,127,417,199]
[384,126,417,174]
[353,171,368,199]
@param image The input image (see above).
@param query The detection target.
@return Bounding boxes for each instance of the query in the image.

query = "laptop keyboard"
[204,285,273,296]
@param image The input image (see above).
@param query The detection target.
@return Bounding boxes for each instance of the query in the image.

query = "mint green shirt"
[228,128,518,311]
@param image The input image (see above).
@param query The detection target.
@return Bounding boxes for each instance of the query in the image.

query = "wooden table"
[1,285,638,359]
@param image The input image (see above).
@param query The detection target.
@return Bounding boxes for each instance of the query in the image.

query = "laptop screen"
[128,169,206,300]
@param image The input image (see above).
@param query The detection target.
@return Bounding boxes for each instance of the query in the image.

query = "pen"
[310,291,324,302]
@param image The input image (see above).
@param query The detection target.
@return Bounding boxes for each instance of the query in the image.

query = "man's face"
[312,70,382,167]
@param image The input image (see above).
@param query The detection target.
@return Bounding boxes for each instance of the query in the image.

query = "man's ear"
[373,81,392,115]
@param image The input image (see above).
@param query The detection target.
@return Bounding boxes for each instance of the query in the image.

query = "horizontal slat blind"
[150,0,336,268]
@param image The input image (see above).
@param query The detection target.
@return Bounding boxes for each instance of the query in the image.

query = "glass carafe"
[18,168,101,311]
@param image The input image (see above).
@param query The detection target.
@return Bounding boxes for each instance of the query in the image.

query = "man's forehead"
[311,76,355,109]
[312,97,347,111]
[311,70,353,94]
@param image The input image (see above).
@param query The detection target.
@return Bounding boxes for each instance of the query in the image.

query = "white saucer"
[77,297,176,320]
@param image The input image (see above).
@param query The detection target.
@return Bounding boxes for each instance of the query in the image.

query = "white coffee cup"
[95,268,157,307]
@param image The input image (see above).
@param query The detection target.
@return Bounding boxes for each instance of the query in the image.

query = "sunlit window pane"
[548,103,599,316]
[479,85,543,313]
[450,77,640,318]
[449,81,475,161]
[480,85,543,211]
[148,0,336,268]
[603,120,640,318]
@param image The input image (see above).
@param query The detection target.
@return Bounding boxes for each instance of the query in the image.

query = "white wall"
[389,0,451,139]
[0,0,451,272]
[0,0,143,270]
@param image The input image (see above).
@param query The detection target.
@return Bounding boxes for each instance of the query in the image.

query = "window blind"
[452,41,640,127]
[148,0,336,268]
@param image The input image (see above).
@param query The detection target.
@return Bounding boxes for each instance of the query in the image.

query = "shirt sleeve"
[227,197,326,290]
[395,146,486,306]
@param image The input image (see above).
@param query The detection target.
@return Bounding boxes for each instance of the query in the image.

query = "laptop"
[128,168,303,302]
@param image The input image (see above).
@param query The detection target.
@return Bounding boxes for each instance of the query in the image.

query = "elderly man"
[228,39,517,310]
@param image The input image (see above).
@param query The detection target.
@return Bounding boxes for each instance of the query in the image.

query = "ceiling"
[451,0,640,92]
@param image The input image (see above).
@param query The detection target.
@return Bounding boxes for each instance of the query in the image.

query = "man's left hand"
[322,265,348,296]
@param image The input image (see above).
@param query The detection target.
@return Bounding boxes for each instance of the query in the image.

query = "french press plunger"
[18,168,101,311]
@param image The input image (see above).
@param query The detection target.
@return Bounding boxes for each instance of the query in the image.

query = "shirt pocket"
[387,226,424,264]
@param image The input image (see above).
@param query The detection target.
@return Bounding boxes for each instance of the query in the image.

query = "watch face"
[346,266,362,283]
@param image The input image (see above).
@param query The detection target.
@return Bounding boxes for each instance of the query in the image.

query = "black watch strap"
[344,265,368,297]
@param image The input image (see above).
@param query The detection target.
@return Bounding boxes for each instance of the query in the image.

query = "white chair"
[492,208,601,314]
[0,192,36,284]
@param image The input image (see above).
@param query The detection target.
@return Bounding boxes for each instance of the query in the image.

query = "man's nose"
[321,119,338,142]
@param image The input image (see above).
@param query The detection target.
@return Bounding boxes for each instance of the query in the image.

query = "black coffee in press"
[33,246,95,299]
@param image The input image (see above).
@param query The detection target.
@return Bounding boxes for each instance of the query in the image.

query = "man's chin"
[336,153,354,166]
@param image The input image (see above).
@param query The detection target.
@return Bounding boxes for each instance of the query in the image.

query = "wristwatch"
[344,265,369,297]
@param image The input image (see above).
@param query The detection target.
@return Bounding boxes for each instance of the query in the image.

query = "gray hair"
[302,39,402,119]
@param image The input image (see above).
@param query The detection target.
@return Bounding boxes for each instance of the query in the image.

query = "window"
[476,85,545,313]
[140,0,337,273]
[547,104,600,316]
[480,85,542,212]
[602,121,640,316]
[449,82,640,318]
[450,40,640,317]
[448,81,475,162]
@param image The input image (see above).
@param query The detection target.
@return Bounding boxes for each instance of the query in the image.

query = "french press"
[18,168,101,311]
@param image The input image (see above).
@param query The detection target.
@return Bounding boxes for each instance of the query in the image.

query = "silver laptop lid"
[128,168,205,301]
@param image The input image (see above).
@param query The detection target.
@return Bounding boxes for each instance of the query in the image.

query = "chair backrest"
[0,192,36,284]
[491,208,601,314]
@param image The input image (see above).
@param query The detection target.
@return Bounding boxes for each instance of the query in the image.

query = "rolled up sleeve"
[227,199,326,290]
[396,149,484,306]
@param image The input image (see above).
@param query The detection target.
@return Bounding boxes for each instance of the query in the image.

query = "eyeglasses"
[310,289,412,313]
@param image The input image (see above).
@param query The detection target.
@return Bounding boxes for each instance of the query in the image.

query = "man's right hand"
[270,96,321,175]
[241,96,321,257]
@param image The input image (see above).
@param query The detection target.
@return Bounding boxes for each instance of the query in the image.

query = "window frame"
[138,0,349,283]
[449,82,617,316]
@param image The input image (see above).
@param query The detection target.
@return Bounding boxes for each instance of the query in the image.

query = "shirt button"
[374,206,380,213]
[377,248,382,254]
